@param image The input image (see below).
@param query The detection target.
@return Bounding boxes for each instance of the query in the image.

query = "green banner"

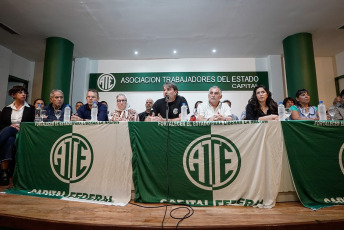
[9,122,133,205]
[130,121,283,207]
[89,72,269,92]
[281,121,344,210]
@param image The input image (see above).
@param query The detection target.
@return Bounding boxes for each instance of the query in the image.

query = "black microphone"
[164,95,170,102]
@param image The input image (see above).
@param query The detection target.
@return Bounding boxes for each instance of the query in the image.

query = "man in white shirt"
[197,86,233,121]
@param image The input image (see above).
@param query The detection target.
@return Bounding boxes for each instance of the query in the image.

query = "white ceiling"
[1,0,344,62]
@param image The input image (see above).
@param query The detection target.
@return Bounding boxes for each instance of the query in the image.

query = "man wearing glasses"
[111,94,138,121]
[71,89,108,121]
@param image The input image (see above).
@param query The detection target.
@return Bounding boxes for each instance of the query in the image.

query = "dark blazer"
[0,104,35,130]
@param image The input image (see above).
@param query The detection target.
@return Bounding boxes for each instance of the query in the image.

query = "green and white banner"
[281,121,344,210]
[89,72,269,92]
[130,121,284,207]
[9,122,132,206]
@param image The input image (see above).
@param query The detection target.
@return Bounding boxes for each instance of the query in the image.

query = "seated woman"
[245,85,278,120]
[290,89,318,120]
[111,94,138,121]
[0,86,35,186]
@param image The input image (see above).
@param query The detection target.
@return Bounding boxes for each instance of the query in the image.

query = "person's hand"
[10,124,20,130]
[71,114,83,121]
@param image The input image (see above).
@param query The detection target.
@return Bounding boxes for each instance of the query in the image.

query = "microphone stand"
[165,99,169,122]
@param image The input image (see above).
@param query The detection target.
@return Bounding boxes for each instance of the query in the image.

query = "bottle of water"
[64,105,71,122]
[34,104,42,122]
[91,102,98,122]
[318,101,327,120]
[181,103,188,121]
[278,101,285,121]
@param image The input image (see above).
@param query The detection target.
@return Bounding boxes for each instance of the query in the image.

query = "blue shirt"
[76,102,108,121]
[44,103,72,122]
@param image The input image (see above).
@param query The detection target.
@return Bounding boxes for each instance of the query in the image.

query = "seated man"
[138,98,154,121]
[74,101,83,115]
[149,82,189,121]
[44,89,70,121]
[71,89,108,121]
[197,86,233,121]
[334,89,344,120]
[111,94,138,121]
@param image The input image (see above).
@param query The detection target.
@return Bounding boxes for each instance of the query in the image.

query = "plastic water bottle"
[318,101,327,120]
[278,101,285,121]
[34,104,42,122]
[181,103,188,121]
[91,102,98,122]
[64,105,71,122]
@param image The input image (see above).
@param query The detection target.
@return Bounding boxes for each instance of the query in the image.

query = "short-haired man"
[75,101,83,114]
[138,99,154,121]
[150,82,189,121]
[44,89,70,121]
[197,86,233,121]
[334,89,344,120]
[71,89,108,121]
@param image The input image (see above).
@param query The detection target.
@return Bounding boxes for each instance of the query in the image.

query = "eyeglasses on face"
[117,99,127,102]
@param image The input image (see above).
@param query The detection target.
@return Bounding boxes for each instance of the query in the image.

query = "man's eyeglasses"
[117,100,127,102]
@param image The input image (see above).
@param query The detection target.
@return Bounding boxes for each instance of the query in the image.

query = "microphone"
[164,95,170,102]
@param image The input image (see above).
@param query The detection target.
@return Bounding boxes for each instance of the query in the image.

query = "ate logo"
[97,73,116,91]
[183,134,241,191]
[339,143,344,176]
[50,134,94,183]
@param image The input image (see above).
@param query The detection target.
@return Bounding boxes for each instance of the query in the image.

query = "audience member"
[245,85,278,120]
[138,99,154,121]
[282,97,295,109]
[111,94,138,121]
[71,89,108,121]
[197,86,232,121]
[43,89,70,121]
[223,99,239,120]
[100,101,108,107]
[333,89,344,120]
[33,98,45,109]
[75,101,83,114]
[0,86,35,186]
[333,96,341,106]
[189,100,202,121]
[150,82,189,121]
[290,89,319,120]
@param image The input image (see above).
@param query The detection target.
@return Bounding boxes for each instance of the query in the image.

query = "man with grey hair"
[197,86,233,121]
[44,89,71,121]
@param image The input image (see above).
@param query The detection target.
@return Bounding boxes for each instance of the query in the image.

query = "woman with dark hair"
[0,85,35,186]
[290,89,318,120]
[282,97,295,109]
[245,85,278,120]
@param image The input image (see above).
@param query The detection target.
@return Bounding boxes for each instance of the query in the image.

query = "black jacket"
[0,104,35,130]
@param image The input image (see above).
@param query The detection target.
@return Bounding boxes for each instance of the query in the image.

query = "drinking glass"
[301,107,309,119]
[328,107,335,120]
[55,110,62,121]
[41,110,47,122]
[285,108,291,120]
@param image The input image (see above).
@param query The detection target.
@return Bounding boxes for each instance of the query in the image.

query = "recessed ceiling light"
[212,49,217,53]
[173,50,177,54]
[134,51,138,55]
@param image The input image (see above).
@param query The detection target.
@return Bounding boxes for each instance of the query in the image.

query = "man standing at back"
[149,82,189,121]
[197,86,233,121]
[44,89,70,121]
[138,99,154,121]
[71,89,108,121]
